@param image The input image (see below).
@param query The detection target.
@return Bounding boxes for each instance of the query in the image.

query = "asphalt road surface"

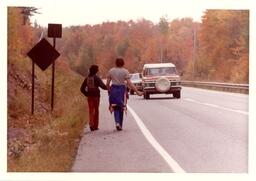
[72,87,248,173]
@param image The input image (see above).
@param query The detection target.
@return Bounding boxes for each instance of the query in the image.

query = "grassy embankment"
[8,55,88,171]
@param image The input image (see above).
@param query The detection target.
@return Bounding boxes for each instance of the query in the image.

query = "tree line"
[58,10,248,83]
[9,8,249,83]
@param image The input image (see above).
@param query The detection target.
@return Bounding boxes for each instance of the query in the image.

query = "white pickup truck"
[141,63,181,99]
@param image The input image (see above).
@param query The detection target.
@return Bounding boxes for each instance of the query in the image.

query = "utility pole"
[160,44,163,63]
[192,25,197,79]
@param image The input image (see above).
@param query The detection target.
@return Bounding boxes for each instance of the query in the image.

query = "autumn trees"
[8,7,248,84]
[194,10,249,83]
[8,7,41,67]
[58,10,248,83]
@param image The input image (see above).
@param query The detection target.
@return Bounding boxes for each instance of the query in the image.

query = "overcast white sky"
[4,0,252,27]
[30,0,207,27]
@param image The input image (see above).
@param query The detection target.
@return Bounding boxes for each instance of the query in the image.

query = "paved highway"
[72,87,248,173]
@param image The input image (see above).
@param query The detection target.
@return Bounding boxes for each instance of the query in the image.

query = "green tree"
[20,7,40,25]
[158,15,170,62]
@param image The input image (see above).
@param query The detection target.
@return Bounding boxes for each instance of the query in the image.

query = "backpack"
[87,76,96,91]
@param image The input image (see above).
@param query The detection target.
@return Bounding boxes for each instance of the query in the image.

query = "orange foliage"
[58,10,248,83]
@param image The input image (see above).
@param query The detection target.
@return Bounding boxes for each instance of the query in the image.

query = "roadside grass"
[8,59,88,171]
[8,106,86,172]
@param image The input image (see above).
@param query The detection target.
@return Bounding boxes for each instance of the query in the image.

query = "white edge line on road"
[127,105,186,173]
[184,98,248,115]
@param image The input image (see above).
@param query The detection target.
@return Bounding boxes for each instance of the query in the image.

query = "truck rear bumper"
[143,86,181,94]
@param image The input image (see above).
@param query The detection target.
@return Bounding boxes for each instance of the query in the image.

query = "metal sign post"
[48,24,62,111]
[51,38,56,111]
[31,61,35,114]
[27,38,60,114]
[27,24,62,114]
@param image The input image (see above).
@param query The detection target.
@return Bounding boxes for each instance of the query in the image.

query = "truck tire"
[173,91,181,99]
[144,92,150,99]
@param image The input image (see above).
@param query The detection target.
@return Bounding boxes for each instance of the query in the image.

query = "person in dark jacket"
[80,65,107,131]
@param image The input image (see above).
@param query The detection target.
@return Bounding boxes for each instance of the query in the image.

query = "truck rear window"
[145,67,176,76]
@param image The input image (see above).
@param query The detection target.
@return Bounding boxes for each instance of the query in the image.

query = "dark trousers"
[87,96,100,129]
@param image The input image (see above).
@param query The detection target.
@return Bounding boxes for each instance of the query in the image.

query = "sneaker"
[90,127,99,131]
[115,123,122,131]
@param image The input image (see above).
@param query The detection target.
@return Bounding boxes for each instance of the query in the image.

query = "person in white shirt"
[106,58,143,131]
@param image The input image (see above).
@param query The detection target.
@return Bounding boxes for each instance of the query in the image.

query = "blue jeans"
[109,84,126,106]
[109,84,126,127]
[113,106,124,127]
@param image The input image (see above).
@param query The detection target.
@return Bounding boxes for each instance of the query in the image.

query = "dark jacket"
[80,75,107,97]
